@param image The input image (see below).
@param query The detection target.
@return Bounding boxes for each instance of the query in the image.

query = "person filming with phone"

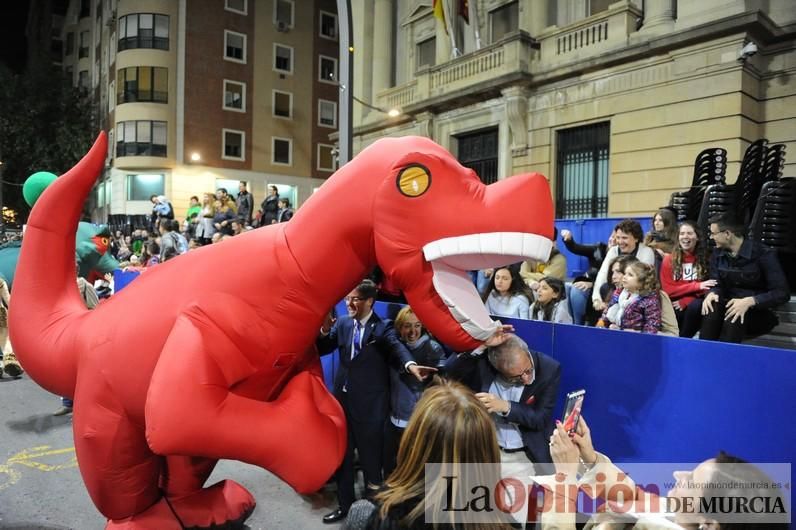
[443,333,561,474]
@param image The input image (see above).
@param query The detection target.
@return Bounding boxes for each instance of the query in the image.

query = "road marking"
[0,445,77,488]
[0,464,22,490]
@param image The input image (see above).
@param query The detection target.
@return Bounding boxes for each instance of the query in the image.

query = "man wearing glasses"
[444,333,561,474]
[701,214,789,343]
[317,279,436,523]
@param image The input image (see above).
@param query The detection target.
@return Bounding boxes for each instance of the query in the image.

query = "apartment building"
[351,0,796,218]
[60,0,339,222]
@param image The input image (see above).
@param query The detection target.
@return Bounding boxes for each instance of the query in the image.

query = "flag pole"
[444,0,460,58]
[470,0,482,50]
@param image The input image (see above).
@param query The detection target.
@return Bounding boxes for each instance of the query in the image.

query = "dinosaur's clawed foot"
[105,480,255,530]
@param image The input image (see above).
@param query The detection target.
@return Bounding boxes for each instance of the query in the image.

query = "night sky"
[0,3,29,73]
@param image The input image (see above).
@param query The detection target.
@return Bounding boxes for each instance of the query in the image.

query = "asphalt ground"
[0,373,341,529]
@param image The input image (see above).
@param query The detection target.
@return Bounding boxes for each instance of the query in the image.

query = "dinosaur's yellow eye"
[396,164,431,198]
[101,237,109,246]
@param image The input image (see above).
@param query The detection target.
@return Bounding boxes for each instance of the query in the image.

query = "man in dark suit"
[444,333,561,474]
[317,279,435,523]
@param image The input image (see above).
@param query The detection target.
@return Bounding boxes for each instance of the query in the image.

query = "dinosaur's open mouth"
[423,232,552,341]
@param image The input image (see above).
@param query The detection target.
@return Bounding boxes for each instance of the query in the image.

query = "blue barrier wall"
[322,302,795,468]
[556,217,652,279]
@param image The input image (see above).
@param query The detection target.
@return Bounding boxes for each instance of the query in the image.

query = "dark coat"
[443,348,561,468]
[317,313,414,423]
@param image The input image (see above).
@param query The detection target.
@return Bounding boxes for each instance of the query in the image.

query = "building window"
[274,0,294,28]
[223,129,245,160]
[555,122,610,219]
[79,31,89,58]
[80,0,90,18]
[223,80,246,112]
[416,37,435,69]
[109,80,115,111]
[118,14,169,51]
[272,137,292,165]
[318,99,337,128]
[126,173,164,201]
[490,1,519,42]
[319,55,337,83]
[274,43,293,73]
[116,121,167,158]
[225,0,247,15]
[319,11,338,40]
[65,32,75,56]
[117,67,168,104]
[317,144,337,172]
[273,90,292,118]
[78,70,89,90]
[457,128,498,184]
[224,31,247,63]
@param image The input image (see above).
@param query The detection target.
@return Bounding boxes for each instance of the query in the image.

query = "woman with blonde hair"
[194,192,217,245]
[383,306,447,476]
[344,379,512,529]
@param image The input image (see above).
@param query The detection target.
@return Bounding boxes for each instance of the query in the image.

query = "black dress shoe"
[322,507,348,524]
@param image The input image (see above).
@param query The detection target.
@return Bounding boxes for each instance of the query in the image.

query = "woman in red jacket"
[660,221,715,337]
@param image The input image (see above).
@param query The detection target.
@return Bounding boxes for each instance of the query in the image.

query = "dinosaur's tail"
[9,132,107,397]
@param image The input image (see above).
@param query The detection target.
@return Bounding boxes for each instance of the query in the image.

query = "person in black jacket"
[444,333,561,475]
[700,214,789,343]
[560,228,613,325]
[260,185,280,226]
[235,181,254,226]
[317,280,436,524]
[382,306,447,477]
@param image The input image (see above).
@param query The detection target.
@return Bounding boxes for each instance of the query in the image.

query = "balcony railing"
[375,32,535,112]
[368,1,641,123]
[538,1,641,64]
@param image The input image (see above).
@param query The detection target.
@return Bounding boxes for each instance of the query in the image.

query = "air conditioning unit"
[275,20,289,32]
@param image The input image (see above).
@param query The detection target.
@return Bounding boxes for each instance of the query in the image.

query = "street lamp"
[190,152,201,162]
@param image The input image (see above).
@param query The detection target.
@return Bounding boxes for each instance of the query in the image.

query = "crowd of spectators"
[472,212,790,345]
[107,182,293,272]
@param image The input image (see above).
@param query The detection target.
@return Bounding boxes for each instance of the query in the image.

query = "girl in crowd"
[644,208,679,259]
[596,255,638,328]
[383,307,447,477]
[530,277,573,324]
[660,220,716,337]
[482,265,533,320]
[194,193,216,245]
[344,379,508,530]
[605,261,662,334]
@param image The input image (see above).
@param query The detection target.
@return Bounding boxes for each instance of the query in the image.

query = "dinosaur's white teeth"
[424,232,552,341]
[423,232,551,271]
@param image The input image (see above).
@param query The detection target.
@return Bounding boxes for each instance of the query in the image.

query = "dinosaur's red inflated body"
[10,132,553,528]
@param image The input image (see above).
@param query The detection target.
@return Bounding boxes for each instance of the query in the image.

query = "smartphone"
[562,389,585,434]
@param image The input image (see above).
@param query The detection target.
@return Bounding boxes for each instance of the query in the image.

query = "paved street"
[0,373,338,529]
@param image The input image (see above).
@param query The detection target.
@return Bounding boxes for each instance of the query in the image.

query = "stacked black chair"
[669,147,727,221]
[697,139,769,234]
[748,176,795,292]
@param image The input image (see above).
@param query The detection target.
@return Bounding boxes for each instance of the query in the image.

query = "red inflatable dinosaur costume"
[10,132,553,528]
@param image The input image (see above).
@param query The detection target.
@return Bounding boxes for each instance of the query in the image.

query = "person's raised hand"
[569,416,597,466]
[550,421,579,474]
[321,311,336,334]
[484,323,514,347]
[560,229,573,242]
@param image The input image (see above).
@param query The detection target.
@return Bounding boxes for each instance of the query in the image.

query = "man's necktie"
[351,320,362,359]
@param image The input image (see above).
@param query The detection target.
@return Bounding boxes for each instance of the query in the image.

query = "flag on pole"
[433,0,448,34]
[459,0,470,24]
